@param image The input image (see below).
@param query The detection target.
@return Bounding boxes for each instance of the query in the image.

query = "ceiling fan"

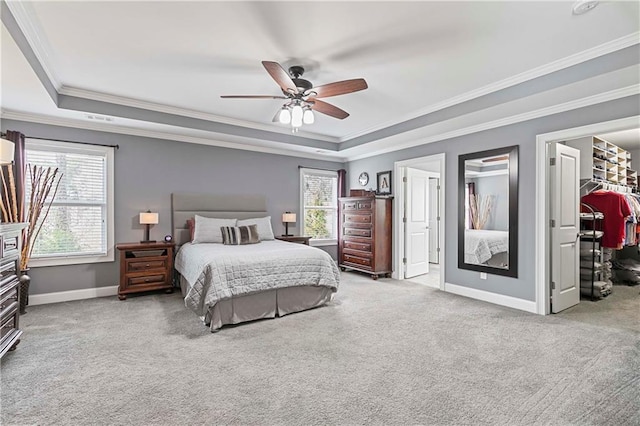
[221,61,368,129]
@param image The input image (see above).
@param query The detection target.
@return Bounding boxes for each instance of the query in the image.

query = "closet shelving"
[567,136,638,191]
[579,203,605,300]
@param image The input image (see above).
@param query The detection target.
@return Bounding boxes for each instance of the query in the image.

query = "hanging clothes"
[622,193,640,246]
[581,191,632,249]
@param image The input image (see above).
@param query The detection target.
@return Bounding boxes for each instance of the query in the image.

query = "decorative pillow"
[236,216,275,240]
[192,215,237,244]
[221,224,261,245]
[186,218,195,241]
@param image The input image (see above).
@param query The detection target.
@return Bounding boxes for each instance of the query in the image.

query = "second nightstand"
[275,235,311,245]
[116,242,175,300]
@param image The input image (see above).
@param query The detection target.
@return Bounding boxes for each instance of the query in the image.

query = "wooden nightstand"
[116,242,175,300]
[275,235,311,245]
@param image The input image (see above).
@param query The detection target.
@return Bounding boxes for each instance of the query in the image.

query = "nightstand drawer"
[344,240,371,252]
[127,274,167,287]
[126,259,167,273]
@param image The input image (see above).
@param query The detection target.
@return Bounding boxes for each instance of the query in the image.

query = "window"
[299,168,338,245]
[25,139,114,267]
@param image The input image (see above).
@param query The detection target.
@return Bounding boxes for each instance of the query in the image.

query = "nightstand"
[275,235,311,245]
[116,242,175,300]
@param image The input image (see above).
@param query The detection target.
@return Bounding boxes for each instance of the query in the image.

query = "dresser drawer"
[0,234,19,260]
[343,247,372,258]
[126,259,167,273]
[344,213,372,225]
[0,301,18,324]
[0,279,18,307]
[343,228,371,238]
[344,240,371,252]
[343,254,372,268]
[127,274,167,287]
[341,200,373,211]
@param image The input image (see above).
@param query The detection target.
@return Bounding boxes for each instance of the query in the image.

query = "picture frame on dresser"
[376,170,392,195]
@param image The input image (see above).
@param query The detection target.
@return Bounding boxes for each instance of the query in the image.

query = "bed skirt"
[180,276,333,332]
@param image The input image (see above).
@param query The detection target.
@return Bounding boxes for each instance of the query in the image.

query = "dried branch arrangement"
[20,165,62,270]
[0,165,21,223]
[469,194,494,230]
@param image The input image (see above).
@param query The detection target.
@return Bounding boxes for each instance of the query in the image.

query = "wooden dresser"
[116,242,175,300]
[0,223,27,358]
[338,195,392,279]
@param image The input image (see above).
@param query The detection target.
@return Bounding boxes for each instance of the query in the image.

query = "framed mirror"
[458,145,518,278]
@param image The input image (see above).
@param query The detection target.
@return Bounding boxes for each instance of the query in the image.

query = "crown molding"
[5,0,60,90]
[341,85,640,162]
[58,86,340,144]
[0,110,348,162]
[340,31,640,142]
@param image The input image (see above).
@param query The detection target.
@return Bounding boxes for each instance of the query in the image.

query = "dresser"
[116,242,175,300]
[0,223,27,358]
[338,195,392,279]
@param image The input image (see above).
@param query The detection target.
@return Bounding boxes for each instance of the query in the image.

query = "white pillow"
[192,215,237,244]
[237,216,275,240]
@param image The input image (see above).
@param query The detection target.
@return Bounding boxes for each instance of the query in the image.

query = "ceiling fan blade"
[309,99,349,120]
[220,95,288,99]
[262,61,299,95]
[308,78,368,98]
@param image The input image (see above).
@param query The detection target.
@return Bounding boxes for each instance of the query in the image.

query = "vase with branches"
[1,163,62,313]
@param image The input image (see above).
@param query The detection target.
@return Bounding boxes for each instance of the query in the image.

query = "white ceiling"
[1,1,639,158]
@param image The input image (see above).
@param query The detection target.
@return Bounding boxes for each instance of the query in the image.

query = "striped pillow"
[220,224,261,245]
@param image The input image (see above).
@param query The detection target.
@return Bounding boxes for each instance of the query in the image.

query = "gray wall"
[2,120,343,295]
[347,95,640,301]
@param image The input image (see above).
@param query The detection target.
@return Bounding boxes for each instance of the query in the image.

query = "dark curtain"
[467,182,475,229]
[337,169,347,198]
[4,130,26,222]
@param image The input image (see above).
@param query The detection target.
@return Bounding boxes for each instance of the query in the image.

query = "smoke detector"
[572,0,599,15]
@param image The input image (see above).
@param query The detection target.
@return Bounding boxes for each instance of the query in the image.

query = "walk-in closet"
[558,131,639,328]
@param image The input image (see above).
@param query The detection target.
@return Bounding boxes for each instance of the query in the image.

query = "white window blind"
[300,168,338,242]
[25,139,114,266]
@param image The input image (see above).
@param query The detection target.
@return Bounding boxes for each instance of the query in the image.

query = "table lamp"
[0,137,15,165]
[282,212,296,237]
[139,210,159,243]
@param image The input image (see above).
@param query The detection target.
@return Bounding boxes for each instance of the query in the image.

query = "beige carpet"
[1,272,639,425]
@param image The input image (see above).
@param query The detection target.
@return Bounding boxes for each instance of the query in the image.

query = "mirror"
[458,145,518,278]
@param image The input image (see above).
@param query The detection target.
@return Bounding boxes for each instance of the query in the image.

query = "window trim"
[299,168,338,246]
[25,138,115,267]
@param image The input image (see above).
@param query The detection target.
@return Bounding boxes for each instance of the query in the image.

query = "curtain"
[337,169,347,198]
[1,130,26,222]
[466,182,475,229]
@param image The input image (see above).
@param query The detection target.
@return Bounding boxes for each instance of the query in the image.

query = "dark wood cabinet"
[116,242,175,300]
[338,196,392,279]
[0,223,27,358]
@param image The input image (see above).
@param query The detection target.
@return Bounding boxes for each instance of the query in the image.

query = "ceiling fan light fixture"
[303,108,314,124]
[291,104,304,127]
[278,107,291,124]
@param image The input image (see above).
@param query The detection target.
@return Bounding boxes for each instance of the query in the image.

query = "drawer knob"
[146,263,150,267]
[145,278,150,282]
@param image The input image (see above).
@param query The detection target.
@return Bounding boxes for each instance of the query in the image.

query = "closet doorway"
[536,116,640,318]
[393,153,445,290]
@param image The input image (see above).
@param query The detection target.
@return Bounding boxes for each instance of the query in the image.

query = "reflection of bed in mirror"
[464,229,509,268]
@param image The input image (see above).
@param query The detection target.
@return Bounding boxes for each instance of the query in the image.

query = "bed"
[464,229,509,267]
[172,193,340,332]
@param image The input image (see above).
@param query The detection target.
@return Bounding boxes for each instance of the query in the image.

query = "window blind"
[25,147,108,258]
[300,169,338,240]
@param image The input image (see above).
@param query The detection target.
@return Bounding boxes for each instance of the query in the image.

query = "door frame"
[535,115,639,315]
[393,153,446,291]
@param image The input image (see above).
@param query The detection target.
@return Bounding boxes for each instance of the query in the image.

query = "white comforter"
[175,240,340,316]
[464,229,509,265]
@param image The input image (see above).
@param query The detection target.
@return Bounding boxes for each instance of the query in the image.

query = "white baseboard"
[28,286,118,306]
[444,282,538,314]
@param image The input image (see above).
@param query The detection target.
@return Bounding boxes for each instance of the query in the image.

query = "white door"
[405,168,430,278]
[550,143,581,313]
[429,178,440,264]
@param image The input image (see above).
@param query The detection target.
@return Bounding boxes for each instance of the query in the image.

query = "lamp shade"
[0,137,15,165]
[139,211,159,225]
[282,212,296,223]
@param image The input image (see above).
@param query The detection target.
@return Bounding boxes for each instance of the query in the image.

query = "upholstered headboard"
[171,193,269,246]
